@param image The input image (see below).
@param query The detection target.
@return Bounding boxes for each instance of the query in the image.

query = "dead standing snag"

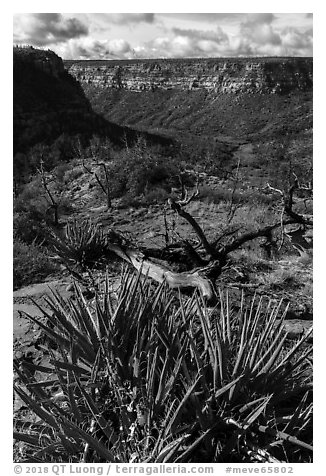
[37,158,59,227]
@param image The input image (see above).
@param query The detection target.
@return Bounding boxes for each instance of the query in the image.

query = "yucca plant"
[48,220,110,271]
[14,269,312,463]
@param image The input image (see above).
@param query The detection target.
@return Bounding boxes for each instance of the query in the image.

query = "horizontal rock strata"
[65,57,313,94]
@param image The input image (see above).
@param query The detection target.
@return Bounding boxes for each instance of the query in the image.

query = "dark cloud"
[14,13,88,46]
[102,13,155,25]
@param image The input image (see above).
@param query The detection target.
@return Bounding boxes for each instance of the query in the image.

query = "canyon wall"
[14,46,65,77]
[65,57,313,95]
[13,46,108,157]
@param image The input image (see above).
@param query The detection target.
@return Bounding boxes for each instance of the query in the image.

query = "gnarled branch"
[168,197,216,257]
[106,241,216,304]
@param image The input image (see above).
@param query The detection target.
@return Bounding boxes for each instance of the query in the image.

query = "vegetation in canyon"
[13,47,313,463]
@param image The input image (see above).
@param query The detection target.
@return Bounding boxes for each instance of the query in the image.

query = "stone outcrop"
[13,46,109,158]
[13,46,65,78]
[65,57,312,95]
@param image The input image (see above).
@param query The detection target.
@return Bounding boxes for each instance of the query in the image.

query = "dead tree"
[106,174,312,303]
[266,177,313,227]
[284,226,313,258]
[37,158,59,227]
[100,176,312,304]
[83,161,112,210]
[106,240,216,302]
[74,137,112,210]
[266,175,313,255]
[54,173,311,304]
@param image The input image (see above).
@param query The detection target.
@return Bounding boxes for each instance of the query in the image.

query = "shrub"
[108,142,190,204]
[13,240,58,289]
[14,178,61,234]
[259,268,298,290]
[54,163,71,183]
[14,271,312,463]
[57,197,74,215]
[121,187,170,208]
[48,220,110,271]
[142,187,170,205]
[198,185,241,205]
[63,165,83,183]
[198,185,275,208]
[125,156,179,197]
[231,248,276,272]
[14,179,48,220]
[13,212,48,245]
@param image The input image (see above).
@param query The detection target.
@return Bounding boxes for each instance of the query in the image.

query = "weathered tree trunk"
[106,242,217,303]
[168,198,215,257]
[53,204,59,227]
[103,213,302,304]
[83,161,112,210]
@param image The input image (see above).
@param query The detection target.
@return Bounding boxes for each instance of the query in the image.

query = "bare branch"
[227,155,241,223]
[168,197,215,257]
[37,157,59,226]
[278,207,286,251]
[176,178,199,206]
[292,172,313,192]
[221,218,298,255]
[266,183,283,195]
[211,226,242,248]
[82,160,112,209]
[170,228,206,267]
[266,181,313,227]
[82,160,93,175]
[283,183,313,226]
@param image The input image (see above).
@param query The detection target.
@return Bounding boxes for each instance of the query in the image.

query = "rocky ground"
[13,140,313,429]
[13,162,313,394]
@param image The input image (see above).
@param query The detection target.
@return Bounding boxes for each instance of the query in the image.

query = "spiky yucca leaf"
[14,270,312,463]
[48,219,111,270]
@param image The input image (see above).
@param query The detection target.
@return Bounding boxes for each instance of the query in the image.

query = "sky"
[13,12,313,60]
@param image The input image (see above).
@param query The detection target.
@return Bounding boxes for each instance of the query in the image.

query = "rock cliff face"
[14,46,65,78]
[13,46,104,157]
[66,57,312,95]
[13,47,178,172]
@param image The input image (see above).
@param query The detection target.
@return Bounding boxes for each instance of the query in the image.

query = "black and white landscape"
[13,13,313,464]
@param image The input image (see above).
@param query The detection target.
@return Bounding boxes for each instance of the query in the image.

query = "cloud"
[14,13,88,46]
[13,12,313,59]
[132,26,231,59]
[171,27,229,45]
[242,13,276,26]
[136,36,228,59]
[160,13,243,23]
[134,22,277,59]
[136,36,203,59]
[236,15,313,57]
[57,37,134,60]
[138,14,294,59]
[101,13,155,25]
[237,13,312,56]
[240,13,281,48]
[281,27,313,54]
